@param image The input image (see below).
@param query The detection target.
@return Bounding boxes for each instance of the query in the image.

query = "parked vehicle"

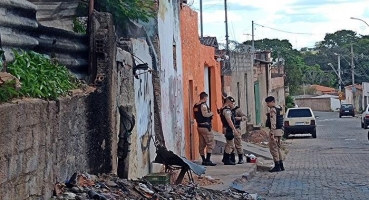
[361,104,369,129]
[339,104,355,118]
[283,107,317,138]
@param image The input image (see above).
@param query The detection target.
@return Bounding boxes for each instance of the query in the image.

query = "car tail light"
[365,115,369,119]
[310,120,315,125]
[284,121,289,127]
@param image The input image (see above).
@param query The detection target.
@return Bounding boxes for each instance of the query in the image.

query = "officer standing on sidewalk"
[232,103,247,164]
[220,96,238,165]
[193,92,216,166]
[265,96,285,172]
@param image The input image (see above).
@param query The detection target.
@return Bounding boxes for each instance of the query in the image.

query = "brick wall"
[295,98,331,111]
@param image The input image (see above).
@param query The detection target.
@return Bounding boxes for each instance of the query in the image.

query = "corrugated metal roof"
[28,0,80,31]
[200,36,219,49]
[0,0,88,78]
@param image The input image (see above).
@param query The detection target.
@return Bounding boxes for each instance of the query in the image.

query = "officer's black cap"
[226,96,236,103]
[265,96,275,103]
[222,92,228,98]
[200,92,208,99]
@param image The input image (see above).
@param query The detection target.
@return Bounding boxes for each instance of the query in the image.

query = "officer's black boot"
[223,153,236,165]
[269,161,281,173]
[221,150,226,163]
[205,153,217,166]
[230,153,236,163]
[279,160,285,171]
[201,155,206,165]
[238,154,244,164]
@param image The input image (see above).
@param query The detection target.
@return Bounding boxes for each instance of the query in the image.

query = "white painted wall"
[129,38,156,179]
[157,0,185,156]
[362,82,369,109]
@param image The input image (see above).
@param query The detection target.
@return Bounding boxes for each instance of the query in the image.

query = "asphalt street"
[243,111,369,200]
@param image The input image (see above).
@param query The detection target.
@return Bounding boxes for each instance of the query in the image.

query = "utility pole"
[200,0,203,39]
[277,51,281,74]
[224,0,229,55]
[351,44,356,109]
[251,21,254,51]
[338,54,341,92]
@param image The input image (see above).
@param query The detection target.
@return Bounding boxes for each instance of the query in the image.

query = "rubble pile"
[242,130,269,146]
[182,175,222,186]
[52,172,256,200]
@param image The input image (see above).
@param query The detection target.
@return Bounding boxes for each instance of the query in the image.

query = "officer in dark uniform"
[193,92,216,166]
[220,96,238,165]
[265,96,285,172]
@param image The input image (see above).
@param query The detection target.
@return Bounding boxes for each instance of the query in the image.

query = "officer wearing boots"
[193,92,216,166]
[220,96,239,165]
[232,103,247,164]
[265,96,285,172]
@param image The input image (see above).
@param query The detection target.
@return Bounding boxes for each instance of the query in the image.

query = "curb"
[229,164,258,191]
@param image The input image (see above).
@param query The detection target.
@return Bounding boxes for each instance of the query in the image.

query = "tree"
[319,30,359,48]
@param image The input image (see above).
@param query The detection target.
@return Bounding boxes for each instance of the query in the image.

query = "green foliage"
[73,18,87,34]
[3,50,78,102]
[0,80,18,102]
[97,0,156,24]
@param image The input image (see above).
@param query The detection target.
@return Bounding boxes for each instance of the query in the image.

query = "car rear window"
[287,109,312,118]
[341,104,353,109]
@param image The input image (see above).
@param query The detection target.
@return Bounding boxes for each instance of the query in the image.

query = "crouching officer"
[193,92,216,166]
[232,103,247,164]
[265,96,285,172]
[220,96,238,165]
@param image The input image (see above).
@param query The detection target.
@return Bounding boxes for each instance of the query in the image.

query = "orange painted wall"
[180,6,222,160]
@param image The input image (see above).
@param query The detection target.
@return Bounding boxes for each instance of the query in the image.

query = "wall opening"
[188,80,195,160]
[237,82,240,106]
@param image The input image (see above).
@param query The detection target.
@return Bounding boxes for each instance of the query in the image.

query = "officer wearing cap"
[193,92,216,166]
[265,96,285,172]
[232,102,247,164]
[220,96,238,165]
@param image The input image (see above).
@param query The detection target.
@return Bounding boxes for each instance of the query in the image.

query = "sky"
[190,0,369,50]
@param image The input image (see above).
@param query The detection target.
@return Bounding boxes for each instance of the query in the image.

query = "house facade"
[345,84,363,111]
[180,6,222,160]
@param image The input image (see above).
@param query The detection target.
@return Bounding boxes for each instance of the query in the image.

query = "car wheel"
[362,122,364,128]
[311,131,317,138]
[283,131,289,139]
[352,114,355,117]
[365,122,368,129]
[339,115,342,118]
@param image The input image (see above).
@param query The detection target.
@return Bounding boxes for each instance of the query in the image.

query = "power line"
[253,22,316,35]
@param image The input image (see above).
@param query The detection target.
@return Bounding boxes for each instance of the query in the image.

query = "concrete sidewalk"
[212,132,273,160]
[194,155,257,191]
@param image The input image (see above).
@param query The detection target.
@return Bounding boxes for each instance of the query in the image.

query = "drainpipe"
[88,0,95,35]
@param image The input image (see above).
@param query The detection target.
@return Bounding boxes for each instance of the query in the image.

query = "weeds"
[0,50,79,102]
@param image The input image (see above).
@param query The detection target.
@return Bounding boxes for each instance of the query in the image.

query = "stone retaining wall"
[0,90,113,199]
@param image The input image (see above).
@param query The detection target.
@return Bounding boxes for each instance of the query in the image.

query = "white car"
[283,107,317,138]
[361,105,369,129]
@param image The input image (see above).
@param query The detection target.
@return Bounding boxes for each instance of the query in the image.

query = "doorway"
[188,80,195,160]
[204,67,211,108]
[254,81,261,125]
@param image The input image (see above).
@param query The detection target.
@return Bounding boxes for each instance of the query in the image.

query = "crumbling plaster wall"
[130,39,156,179]
[156,0,185,155]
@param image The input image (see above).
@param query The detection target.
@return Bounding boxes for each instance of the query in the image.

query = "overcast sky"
[191,0,369,49]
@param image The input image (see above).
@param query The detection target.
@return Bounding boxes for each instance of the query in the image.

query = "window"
[287,109,312,118]
[341,104,353,109]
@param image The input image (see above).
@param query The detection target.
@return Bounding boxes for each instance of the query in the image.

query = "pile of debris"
[182,175,222,186]
[242,129,269,146]
[51,172,257,200]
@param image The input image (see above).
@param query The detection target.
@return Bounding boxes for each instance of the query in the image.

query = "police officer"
[265,96,285,172]
[232,102,247,164]
[193,92,216,166]
[220,96,238,165]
